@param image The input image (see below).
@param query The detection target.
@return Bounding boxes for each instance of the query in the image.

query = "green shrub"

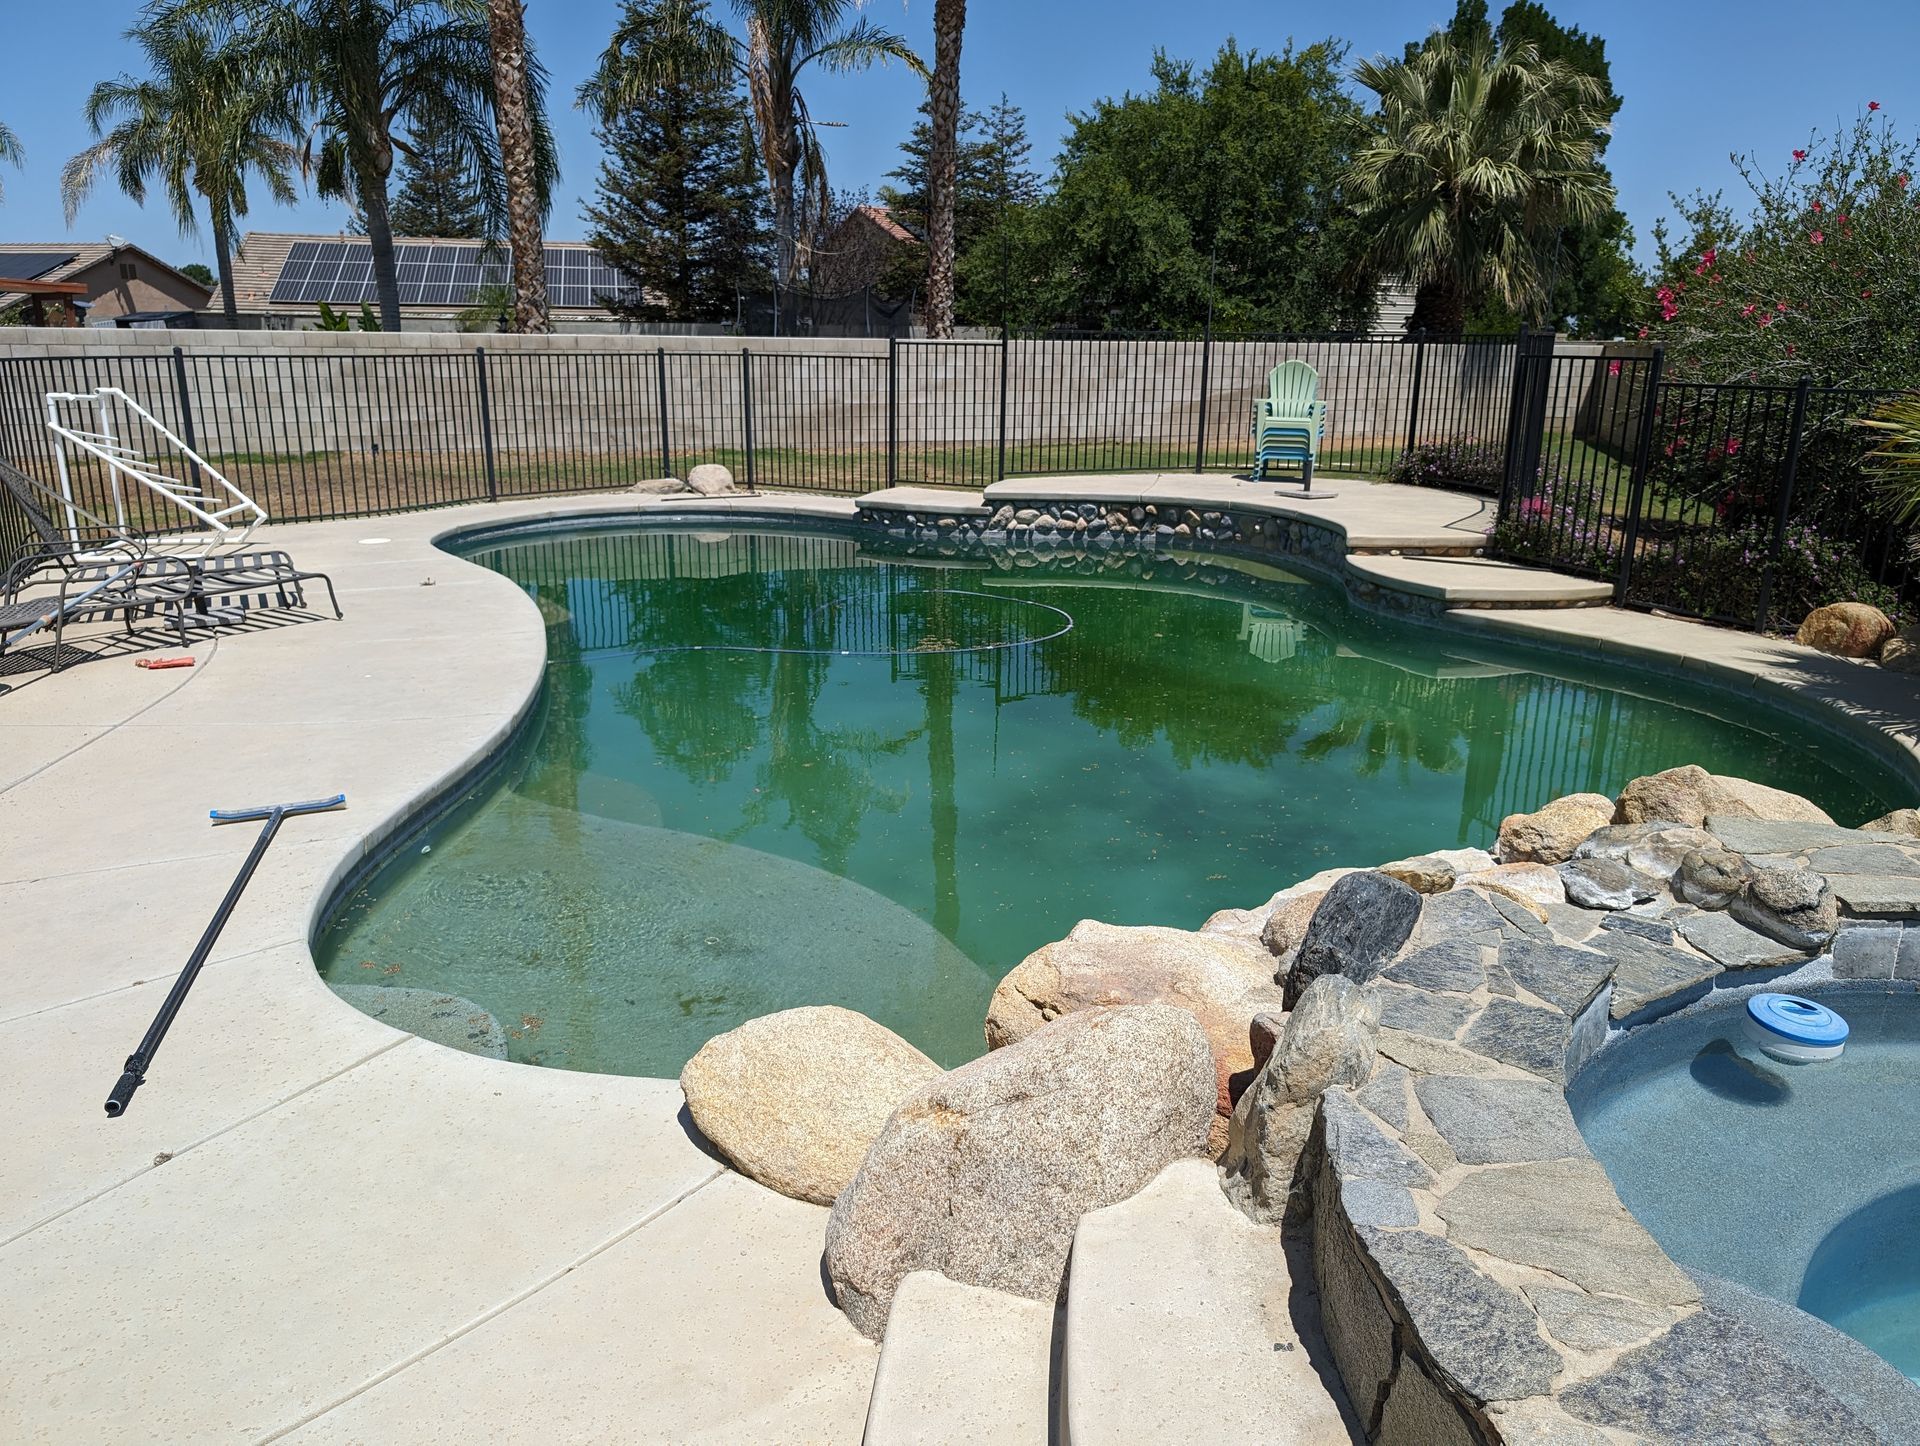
[1649,107,1920,390]
[1625,519,1901,628]
[1387,439,1505,493]
[1488,472,1619,575]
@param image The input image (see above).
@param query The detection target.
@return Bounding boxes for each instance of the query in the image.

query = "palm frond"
[801,19,928,81]
[577,0,739,121]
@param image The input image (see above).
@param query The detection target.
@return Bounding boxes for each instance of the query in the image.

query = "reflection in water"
[1689,1037,1792,1107]
[317,528,1901,1077]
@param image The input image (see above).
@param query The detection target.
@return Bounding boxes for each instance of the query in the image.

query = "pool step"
[1060,1159,1357,1446]
[861,1270,1057,1446]
[1347,553,1615,609]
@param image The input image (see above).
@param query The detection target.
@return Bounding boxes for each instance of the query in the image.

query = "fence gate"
[1490,335,1664,595]
[891,337,1005,489]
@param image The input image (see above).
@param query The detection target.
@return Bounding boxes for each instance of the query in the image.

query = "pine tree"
[389,116,487,238]
[880,100,996,247]
[582,0,770,322]
[980,95,1041,209]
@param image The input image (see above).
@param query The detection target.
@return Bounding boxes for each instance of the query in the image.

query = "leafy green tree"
[582,1,770,322]
[1648,109,1920,389]
[1426,1,1640,335]
[1345,33,1614,333]
[969,42,1373,332]
[63,6,301,327]
[390,113,489,236]
[580,0,926,289]
[0,121,22,203]
[178,261,215,285]
[190,0,558,332]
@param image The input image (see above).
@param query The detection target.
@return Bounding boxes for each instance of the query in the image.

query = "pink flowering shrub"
[1648,106,1920,389]
[1489,472,1619,575]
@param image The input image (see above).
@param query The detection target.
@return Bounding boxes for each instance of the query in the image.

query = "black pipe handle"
[105,1065,144,1117]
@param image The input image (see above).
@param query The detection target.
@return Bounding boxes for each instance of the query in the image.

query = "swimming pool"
[1572,983,1920,1381]
[315,521,1903,1075]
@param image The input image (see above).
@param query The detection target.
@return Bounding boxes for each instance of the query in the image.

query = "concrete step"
[1061,1159,1358,1446]
[862,1269,1057,1446]
[1347,552,1615,607]
[854,486,992,516]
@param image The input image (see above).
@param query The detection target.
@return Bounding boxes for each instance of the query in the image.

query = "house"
[808,205,922,297]
[227,232,639,331]
[0,241,212,326]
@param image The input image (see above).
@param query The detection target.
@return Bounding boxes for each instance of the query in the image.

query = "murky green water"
[316,524,1903,1075]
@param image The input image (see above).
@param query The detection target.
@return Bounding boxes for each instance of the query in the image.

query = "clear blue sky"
[0,0,1911,271]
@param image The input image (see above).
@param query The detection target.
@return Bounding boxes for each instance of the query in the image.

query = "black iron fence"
[0,331,1521,547]
[0,328,1905,636]
[1488,336,1903,630]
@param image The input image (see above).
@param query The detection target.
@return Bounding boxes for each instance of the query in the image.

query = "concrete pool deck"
[3,477,1917,1443]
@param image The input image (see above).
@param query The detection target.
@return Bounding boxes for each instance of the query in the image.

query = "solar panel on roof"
[264,238,632,310]
[0,251,78,282]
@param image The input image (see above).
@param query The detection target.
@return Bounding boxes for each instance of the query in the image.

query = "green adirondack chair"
[1250,361,1328,484]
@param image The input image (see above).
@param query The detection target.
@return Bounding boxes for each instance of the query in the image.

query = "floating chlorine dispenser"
[1743,993,1849,1064]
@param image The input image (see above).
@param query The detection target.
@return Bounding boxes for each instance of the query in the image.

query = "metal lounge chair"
[1250,360,1328,486]
[0,458,340,672]
[1,459,168,668]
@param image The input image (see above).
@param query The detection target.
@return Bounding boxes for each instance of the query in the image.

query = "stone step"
[861,1270,1057,1446]
[1061,1159,1357,1446]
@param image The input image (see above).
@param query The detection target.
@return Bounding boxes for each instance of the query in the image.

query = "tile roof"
[855,206,920,245]
[0,243,114,309]
[0,241,215,312]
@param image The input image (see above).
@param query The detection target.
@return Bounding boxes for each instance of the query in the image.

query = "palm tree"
[923,0,965,337]
[198,0,557,332]
[485,0,551,333]
[581,0,925,290]
[63,9,300,327]
[1344,34,1613,333]
[0,121,23,204]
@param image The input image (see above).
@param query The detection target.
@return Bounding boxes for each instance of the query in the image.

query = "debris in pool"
[1743,992,1849,1064]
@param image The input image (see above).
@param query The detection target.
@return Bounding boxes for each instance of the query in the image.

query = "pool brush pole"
[104,794,345,1118]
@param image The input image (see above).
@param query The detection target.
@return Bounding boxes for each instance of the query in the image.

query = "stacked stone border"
[855,497,1609,620]
[1259,826,1920,1445]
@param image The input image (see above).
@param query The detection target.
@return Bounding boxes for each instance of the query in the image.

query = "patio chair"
[1,459,167,668]
[1250,361,1328,485]
[0,459,340,671]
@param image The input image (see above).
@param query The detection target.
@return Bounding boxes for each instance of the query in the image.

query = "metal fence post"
[996,328,1010,482]
[170,345,202,488]
[1499,328,1552,516]
[740,347,756,492]
[474,346,498,501]
[887,335,899,486]
[1613,345,1665,603]
[655,346,673,480]
[1756,374,1813,634]
[1404,331,1428,454]
[1497,326,1532,517]
[1193,321,1213,473]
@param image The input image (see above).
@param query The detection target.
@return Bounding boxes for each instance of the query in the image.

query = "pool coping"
[4,477,1919,1442]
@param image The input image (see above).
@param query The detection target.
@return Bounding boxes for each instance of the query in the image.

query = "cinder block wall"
[0,328,1620,495]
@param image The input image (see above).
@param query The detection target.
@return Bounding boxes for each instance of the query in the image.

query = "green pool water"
[315,523,1904,1075]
